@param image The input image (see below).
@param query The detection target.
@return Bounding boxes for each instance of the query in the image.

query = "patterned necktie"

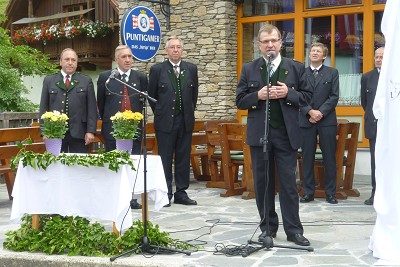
[269,64,275,77]
[313,69,318,78]
[173,65,179,78]
[65,74,70,90]
[121,74,131,111]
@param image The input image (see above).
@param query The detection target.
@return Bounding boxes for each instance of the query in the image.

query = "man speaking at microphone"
[236,24,312,246]
[97,45,148,209]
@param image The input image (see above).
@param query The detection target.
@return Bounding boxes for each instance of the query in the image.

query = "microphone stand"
[243,56,313,257]
[110,77,190,261]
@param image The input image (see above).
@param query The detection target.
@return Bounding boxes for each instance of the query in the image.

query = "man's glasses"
[168,45,183,50]
[258,39,281,45]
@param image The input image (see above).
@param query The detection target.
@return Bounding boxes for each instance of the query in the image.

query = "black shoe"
[130,199,142,209]
[258,231,277,242]
[300,194,314,203]
[174,196,197,205]
[326,195,338,204]
[164,200,171,207]
[287,233,310,246]
[364,196,374,205]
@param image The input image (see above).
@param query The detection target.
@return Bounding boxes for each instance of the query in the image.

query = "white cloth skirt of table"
[10,155,168,232]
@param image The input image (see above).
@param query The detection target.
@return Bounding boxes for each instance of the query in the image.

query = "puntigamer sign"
[120,6,162,61]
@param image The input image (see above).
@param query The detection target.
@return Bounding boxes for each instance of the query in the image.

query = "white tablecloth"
[11,155,168,231]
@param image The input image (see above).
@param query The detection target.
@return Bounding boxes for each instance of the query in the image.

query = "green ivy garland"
[11,149,135,173]
[3,215,194,256]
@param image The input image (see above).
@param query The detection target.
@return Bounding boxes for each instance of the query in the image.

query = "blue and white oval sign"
[121,6,162,61]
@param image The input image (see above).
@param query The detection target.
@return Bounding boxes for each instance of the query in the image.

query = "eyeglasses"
[258,39,281,45]
[168,45,183,50]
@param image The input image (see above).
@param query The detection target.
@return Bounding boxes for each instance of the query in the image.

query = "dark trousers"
[369,137,376,197]
[156,113,192,200]
[61,131,88,153]
[301,125,337,196]
[250,127,303,236]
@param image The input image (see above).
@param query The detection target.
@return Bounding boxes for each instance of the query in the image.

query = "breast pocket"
[248,81,260,92]
[48,89,58,104]
[159,82,168,92]
[76,87,87,95]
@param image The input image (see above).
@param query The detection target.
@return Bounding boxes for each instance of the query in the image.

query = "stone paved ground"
[0,175,378,266]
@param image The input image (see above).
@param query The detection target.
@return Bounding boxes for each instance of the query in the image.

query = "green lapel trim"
[55,73,79,91]
[179,68,187,86]
[168,68,178,89]
[259,63,267,84]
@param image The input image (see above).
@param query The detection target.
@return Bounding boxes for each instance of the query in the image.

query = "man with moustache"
[39,48,97,153]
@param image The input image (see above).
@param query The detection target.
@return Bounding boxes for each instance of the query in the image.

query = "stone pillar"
[119,1,238,121]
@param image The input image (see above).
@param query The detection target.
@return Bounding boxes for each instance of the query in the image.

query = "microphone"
[266,51,277,61]
[106,70,118,84]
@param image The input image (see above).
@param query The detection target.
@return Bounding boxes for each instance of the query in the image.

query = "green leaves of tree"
[0,15,57,112]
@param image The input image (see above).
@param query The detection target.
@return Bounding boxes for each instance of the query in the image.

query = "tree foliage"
[0,15,57,112]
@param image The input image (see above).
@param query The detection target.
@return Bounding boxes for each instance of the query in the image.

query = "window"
[242,20,294,62]
[307,0,362,9]
[243,0,294,17]
[304,14,364,106]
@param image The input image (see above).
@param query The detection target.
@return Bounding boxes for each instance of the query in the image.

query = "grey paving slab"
[0,175,378,266]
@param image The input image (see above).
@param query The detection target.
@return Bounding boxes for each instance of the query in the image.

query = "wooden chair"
[298,121,360,199]
[0,127,45,200]
[190,121,210,181]
[145,122,158,154]
[204,120,238,189]
[218,123,252,197]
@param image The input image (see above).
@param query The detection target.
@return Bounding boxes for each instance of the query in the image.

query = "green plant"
[3,216,195,257]
[11,150,135,173]
[40,110,69,139]
[0,15,58,112]
[111,110,143,140]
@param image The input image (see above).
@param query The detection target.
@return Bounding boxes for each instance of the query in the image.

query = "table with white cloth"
[10,155,168,234]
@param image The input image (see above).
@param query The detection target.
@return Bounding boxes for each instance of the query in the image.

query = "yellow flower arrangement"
[40,111,69,139]
[110,110,143,140]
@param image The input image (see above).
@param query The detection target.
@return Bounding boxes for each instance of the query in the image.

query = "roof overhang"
[12,8,95,25]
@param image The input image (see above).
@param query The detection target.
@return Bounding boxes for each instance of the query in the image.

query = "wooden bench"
[218,123,251,197]
[144,120,210,180]
[190,121,210,181]
[0,127,45,200]
[204,120,239,189]
[298,121,360,199]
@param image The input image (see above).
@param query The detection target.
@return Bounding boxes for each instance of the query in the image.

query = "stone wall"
[119,1,238,121]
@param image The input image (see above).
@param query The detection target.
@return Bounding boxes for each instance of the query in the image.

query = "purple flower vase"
[116,139,133,153]
[44,138,62,156]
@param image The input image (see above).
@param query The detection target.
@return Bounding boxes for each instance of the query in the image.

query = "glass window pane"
[307,0,362,9]
[335,14,363,106]
[375,0,386,4]
[242,20,294,62]
[304,17,332,67]
[243,0,294,17]
[374,11,385,49]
